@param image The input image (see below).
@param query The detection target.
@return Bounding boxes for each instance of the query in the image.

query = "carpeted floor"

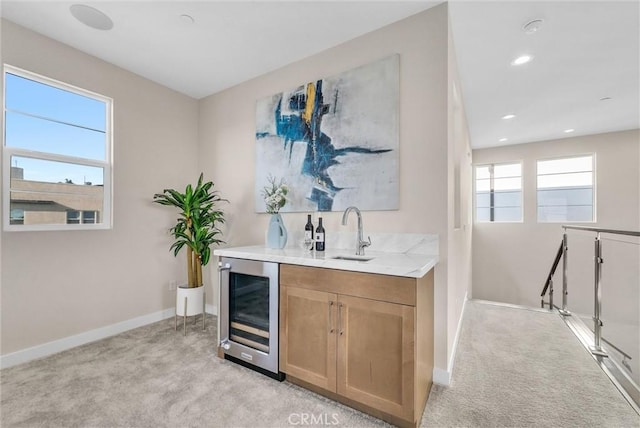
[421,301,639,427]
[1,301,638,427]
[1,315,389,428]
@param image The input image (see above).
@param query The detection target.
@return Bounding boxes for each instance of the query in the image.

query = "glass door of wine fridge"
[219,257,281,378]
[229,271,270,353]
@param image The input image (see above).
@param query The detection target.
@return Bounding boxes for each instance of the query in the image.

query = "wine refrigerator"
[218,257,284,380]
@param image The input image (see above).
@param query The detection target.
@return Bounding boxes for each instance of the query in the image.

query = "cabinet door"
[337,295,415,421]
[280,286,337,391]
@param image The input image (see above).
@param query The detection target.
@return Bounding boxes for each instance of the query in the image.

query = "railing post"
[559,231,571,316]
[590,232,607,357]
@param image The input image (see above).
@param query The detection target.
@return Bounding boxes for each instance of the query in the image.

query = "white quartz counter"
[214,233,438,278]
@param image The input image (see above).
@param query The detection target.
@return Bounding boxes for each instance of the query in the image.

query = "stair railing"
[545,225,640,412]
[540,239,564,311]
[542,225,640,358]
[540,232,571,315]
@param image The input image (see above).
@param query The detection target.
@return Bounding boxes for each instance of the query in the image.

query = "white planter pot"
[176,285,205,317]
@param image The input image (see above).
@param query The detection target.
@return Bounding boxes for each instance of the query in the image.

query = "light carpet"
[421,300,639,427]
[2,301,638,427]
[1,316,387,427]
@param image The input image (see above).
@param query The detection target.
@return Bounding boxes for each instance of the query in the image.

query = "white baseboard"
[1,305,217,370]
[432,292,469,387]
[432,367,451,385]
[446,292,468,379]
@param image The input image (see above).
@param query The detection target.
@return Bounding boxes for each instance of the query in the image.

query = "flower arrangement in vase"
[262,176,289,249]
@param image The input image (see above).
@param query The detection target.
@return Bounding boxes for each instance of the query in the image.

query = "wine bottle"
[305,214,314,250]
[315,217,325,252]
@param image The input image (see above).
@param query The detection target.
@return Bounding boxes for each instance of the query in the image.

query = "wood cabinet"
[280,286,336,390]
[280,264,433,428]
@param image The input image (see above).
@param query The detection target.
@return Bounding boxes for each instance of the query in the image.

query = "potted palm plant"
[153,173,226,330]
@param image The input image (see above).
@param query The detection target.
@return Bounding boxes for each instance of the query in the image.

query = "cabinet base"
[286,375,418,428]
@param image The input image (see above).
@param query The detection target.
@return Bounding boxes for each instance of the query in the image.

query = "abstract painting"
[255,54,399,212]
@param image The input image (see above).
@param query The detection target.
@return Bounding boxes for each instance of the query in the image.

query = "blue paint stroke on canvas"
[258,80,391,211]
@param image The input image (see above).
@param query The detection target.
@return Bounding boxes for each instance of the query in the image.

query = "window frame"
[536,153,596,224]
[474,161,524,223]
[2,64,113,232]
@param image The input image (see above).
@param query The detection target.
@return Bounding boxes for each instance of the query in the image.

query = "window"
[66,210,98,225]
[475,162,522,222]
[66,210,81,224]
[82,210,98,224]
[3,65,112,231]
[537,155,594,222]
[9,208,24,225]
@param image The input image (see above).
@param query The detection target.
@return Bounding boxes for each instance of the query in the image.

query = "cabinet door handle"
[338,303,344,336]
[328,301,334,333]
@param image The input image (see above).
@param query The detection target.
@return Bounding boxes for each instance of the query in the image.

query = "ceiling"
[0,1,436,98]
[1,1,638,150]
[448,1,639,149]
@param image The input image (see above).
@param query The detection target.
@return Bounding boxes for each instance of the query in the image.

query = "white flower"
[262,175,289,213]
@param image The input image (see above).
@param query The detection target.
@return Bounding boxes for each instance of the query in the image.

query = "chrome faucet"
[341,206,371,256]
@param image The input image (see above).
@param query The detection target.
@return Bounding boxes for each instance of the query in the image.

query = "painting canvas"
[255,54,399,213]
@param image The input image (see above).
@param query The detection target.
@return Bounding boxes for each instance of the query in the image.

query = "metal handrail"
[556,225,639,358]
[563,225,640,237]
[540,240,564,310]
[541,234,570,314]
[555,224,639,411]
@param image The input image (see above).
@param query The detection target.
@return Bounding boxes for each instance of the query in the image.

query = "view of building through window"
[3,66,112,230]
[537,155,594,222]
[475,162,522,222]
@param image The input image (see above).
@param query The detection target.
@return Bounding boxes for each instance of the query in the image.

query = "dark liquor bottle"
[305,214,314,250]
[315,217,325,252]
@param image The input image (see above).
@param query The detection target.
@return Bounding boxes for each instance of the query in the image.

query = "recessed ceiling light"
[511,55,533,66]
[502,114,516,120]
[499,138,508,142]
[522,19,544,34]
[564,129,575,133]
[70,4,113,31]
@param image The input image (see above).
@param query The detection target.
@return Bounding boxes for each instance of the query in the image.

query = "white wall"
[0,20,199,356]
[472,130,640,308]
[445,18,473,382]
[0,5,472,382]
[199,4,467,382]
[472,129,640,378]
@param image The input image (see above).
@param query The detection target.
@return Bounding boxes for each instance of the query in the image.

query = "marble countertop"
[214,233,438,278]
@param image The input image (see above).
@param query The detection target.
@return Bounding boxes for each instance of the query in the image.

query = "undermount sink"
[331,255,374,262]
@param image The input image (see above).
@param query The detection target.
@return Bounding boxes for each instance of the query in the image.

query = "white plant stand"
[175,285,205,336]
